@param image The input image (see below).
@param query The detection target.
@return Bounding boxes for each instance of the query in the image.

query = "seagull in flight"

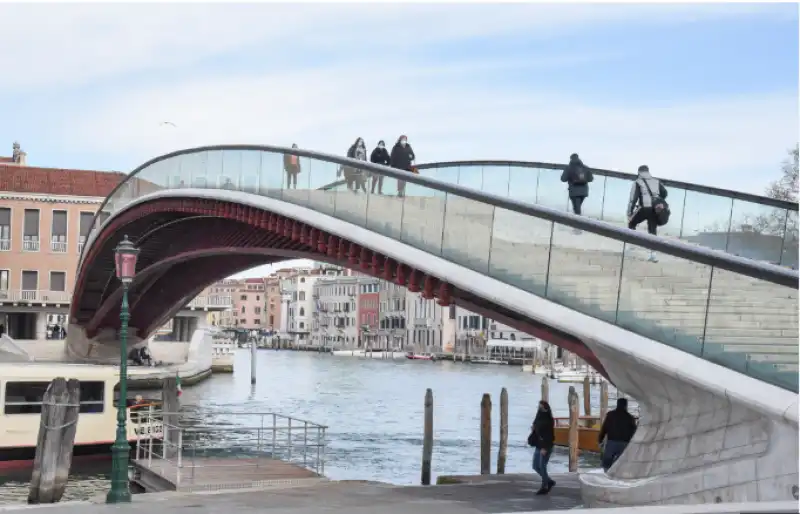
[160,121,177,127]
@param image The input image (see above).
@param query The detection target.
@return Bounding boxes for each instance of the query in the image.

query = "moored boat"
[406,352,436,361]
[0,362,163,470]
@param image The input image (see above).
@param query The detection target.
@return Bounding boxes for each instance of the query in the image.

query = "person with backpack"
[283,144,302,189]
[627,165,670,262]
[370,140,391,194]
[527,400,556,495]
[560,153,593,216]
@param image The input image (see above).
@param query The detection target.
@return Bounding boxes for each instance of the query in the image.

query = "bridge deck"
[132,457,322,492]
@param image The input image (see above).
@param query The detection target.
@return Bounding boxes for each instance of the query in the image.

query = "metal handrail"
[133,409,328,486]
[416,159,798,212]
[79,144,798,289]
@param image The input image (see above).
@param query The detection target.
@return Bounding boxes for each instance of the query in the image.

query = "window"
[0,208,10,251]
[0,270,7,299]
[240,295,247,301]
[253,319,261,325]
[49,271,66,292]
[77,212,93,253]
[299,307,305,316]
[254,307,262,315]
[23,209,40,251]
[269,315,274,326]
[299,291,305,301]
[50,210,67,252]
[239,318,246,324]
[21,270,38,299]
[4,381,105,415]
[240,306,246,313]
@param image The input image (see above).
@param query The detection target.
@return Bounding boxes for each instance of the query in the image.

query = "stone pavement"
[0,474,582,514]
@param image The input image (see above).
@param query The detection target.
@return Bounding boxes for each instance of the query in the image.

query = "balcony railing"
[50,241,67,253]
[0,239,9,251]
[22,240,40,252]
[186,295,233,309]
[78,242,85,254]
[0,290,71,304]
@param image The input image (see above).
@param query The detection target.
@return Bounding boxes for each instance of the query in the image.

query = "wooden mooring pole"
[541,375,549,404]
[568,386,579,472]
[497,388,508,474]
[599,380,609,422]
[29,378,80,504]
[162,376,180,458]
[421,389,433,485]
[583,375,591,416]
[250,340,257,385]
[480,393,491,475]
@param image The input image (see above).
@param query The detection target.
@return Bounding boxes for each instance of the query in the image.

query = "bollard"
[421,389,433,485]
[497,388,508,474]
[480,393,492,475]
[568,386,579,472]
[583,375,591,416]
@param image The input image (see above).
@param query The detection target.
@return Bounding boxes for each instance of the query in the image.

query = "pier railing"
[132,408,327,487]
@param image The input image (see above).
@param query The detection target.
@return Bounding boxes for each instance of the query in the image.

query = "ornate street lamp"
[106,235,139,504]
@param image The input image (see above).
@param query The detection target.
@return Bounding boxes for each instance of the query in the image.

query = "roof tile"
[0,164,125,197]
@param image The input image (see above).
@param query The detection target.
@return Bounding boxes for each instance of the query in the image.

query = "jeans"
[628,207,657,235]
[602,440,628,471]
[532,448,551,485]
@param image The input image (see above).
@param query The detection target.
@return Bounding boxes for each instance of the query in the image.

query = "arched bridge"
[69,145,798,505]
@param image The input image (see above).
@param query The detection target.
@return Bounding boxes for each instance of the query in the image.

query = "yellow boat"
[553,416,602,453]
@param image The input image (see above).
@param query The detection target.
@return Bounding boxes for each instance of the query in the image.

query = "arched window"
[300,307,305,316]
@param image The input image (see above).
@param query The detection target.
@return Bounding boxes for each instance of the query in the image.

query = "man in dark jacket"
[560,153,593,216]
[370,140,390,194]
[598,398,637,471]
[390,135,415,197]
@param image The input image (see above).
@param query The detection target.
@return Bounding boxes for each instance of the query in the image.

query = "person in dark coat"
[283,143,301,189]
[390,135,415,197]
[560,153,593,216]
[370,140,390,194]
[598,397,638,471]
[529,400,556,494]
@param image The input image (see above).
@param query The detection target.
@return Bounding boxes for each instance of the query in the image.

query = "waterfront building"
[378,281,407,350]
[264,276,281,332]
[0,142,123,339]
[357,278,381,349]
[311,276,361,349]
[284,266,347,345]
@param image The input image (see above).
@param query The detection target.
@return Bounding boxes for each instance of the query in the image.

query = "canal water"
[0,350,605,504]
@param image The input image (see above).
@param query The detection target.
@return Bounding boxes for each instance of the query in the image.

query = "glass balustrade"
[92,149,799,392]
[417,163,799,270]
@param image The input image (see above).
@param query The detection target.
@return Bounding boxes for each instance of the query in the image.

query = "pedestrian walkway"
[3,474,582,514]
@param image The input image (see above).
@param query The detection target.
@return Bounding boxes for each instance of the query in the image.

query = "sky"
[1,2,797,279]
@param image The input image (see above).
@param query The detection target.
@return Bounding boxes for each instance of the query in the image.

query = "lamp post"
[106,235,139,504]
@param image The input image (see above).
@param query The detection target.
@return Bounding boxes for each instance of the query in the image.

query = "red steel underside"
[71,197,607,377]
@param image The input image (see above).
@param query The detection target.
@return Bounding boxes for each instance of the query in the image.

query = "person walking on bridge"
[598,397,637,472]
[627,165,669,262]
[528,400,556,495]
[370,140,390,194]
[560,153,593,216]
[283,144,302,189]
[390,135,416,198]
[345,137,369,193]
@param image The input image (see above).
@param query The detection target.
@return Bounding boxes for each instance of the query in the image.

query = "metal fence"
[132,408,327,487]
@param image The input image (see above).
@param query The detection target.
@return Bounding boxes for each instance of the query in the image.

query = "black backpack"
[640,179,670,226]
[571,165,589,186]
